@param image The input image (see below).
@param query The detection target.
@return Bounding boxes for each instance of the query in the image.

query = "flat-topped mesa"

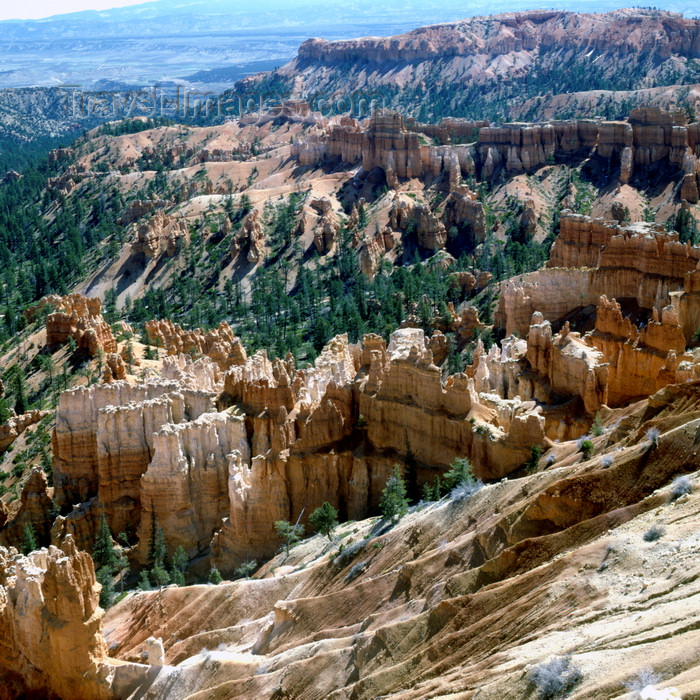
[43,293,117,356]
[0,538,115,700]
[496,212,700,340]
[297,11,700,66]
[130,210,189,259]
[145,319,247,371]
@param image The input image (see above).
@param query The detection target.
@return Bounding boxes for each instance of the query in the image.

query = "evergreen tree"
[170,546,188,586]
[21,522,38,554]
[524,444,543,473]
[403,431,420,504]
[11,366,28,415]
[442,458,476,494]
[275,520,305,556]
[96,566,115,608]
[579,439,594,461]
[93,511,117,572]
[151,563,170,589]
[433,475,442,501]
[309,502,338,541]
[138,570,152,591]
[379,466,409,524]
[148,516,167,568]
[208,567,223,585]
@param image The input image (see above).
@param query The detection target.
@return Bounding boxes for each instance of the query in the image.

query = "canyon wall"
[51,328,547,573]
[496,211,700,340]
[292,107,699,199]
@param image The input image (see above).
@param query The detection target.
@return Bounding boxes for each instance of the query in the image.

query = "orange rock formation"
[145,319,247,371]
[44,294,117,357]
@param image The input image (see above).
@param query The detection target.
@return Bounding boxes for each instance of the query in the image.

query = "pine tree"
[442,458,476,493]
[96,566,115,608]
[170,546,188,586]
[148,516,167,568]
[379,466,409,524]
[138,570,152,591]
[93,511,117,572]
[309,502,338,541]
[432,475,442,501]
[275,520,305,556]
[21,522,38,554]
[208,567,223,585]
[151,563,170,589]
[11,366,28,416]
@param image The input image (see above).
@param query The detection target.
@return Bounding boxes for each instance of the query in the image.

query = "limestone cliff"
[289,106,699,200]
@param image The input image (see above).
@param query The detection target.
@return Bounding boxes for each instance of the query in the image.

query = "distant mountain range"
[0,0,696,91]
[0,2,698,154]
[237,8,700,122]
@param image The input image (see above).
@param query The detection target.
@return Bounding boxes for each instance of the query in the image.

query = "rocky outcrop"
[590,296,696,405]
[476,106,697,183]
[309,197,339,254]
[389,195,446,250]
[51,325,550,572]
[145,319,247,371]
[0,410,49,454]
[289,104,699,197]
[485,296,698,419]
[229,208,266,263]
[52,377,217,518]
[496,212,700,340]
[524,314,609,415]
[358,225,395,278]
[44,294,117,357]
[103,353,126,382]
[0,469,53,549]
[440,187,487,245]
[130,211,188,259]
[137,410,250,562]
[0,538,113,700]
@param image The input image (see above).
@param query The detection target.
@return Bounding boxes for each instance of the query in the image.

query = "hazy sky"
[0,0,150,21]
